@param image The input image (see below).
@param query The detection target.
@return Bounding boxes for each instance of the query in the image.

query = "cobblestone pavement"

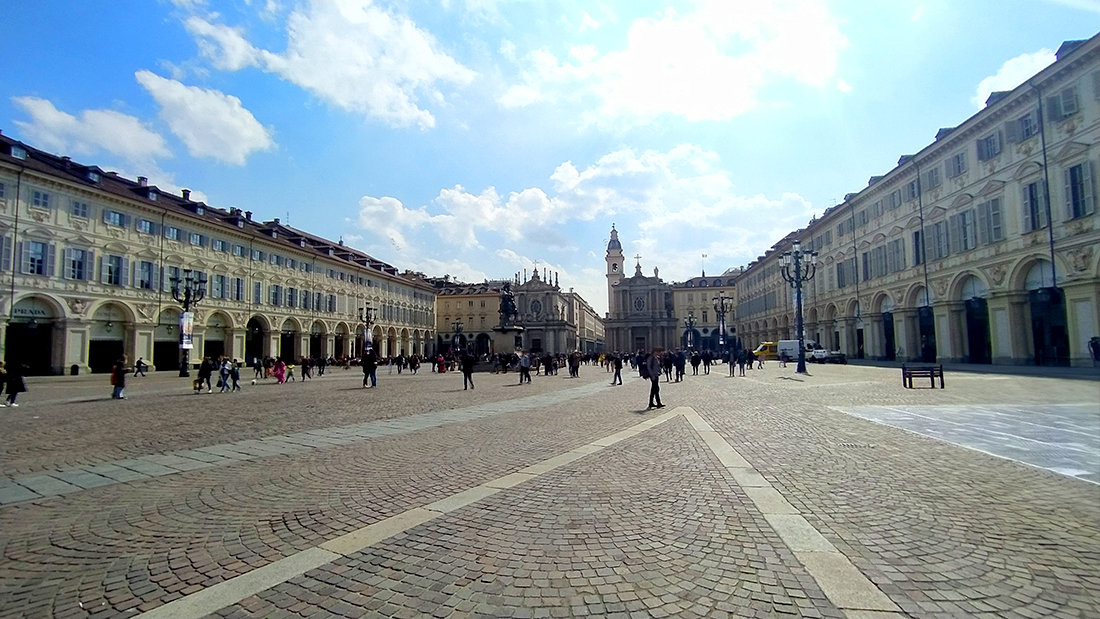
[0,363,1097,618]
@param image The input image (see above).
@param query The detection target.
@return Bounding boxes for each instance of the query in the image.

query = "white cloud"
[910,4,925,21]
[352,143,819,288]
[185,1,476,128]
[579,12,600,32]
[10,96,171,166]
[136,71,275,165]
[499,0,848,124]
[972,49,1055,108]
[836,78,851,93]
[184,17,262,71]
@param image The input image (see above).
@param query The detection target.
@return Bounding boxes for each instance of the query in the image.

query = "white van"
[778,339,821,361]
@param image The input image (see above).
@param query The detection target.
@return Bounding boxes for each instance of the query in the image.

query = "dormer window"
[148,190,158,201]
[299,239,306,247]
[195,206,204,215]
[87,171,100,183]
[236,219,244,228]
[11,146,26,160]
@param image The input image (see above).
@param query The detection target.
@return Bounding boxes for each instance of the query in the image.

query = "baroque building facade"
[0,134,436,374]
[433,271,603,355]
[603,226,679,352]
[671,270,742,352]
[734,36,1100,367]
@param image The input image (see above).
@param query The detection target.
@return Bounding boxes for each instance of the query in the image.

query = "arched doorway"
[387,328,398,358]
[279,319,299,361]
[89,303,128,373]
[309,321,325,359]
[879,296,896,361]
[154,309,180,371]
[334,324,349,359]
[1024,260,1068,366]
[6,296,60,375]
[205,313,230,361]
[474,333,491,356]
[960,276,991,364]
[246,317,267,363]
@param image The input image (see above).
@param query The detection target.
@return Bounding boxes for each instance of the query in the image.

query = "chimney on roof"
[61,156,71,168]
[245,211,252,221]
[273,217,280,225]
[181,189,191,200]
[138,176,148,187]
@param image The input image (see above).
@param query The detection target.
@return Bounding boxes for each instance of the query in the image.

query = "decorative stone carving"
[1066,218,1093,236]
[30,209,50,223]
[932,277,949,299]
[234,312,246,325]
[1067,246,1094,273]
[106,227,123,239]
[67,297,90,315]
[71,218,88,231]
[983,263,1008,287]
[137,304,156,320]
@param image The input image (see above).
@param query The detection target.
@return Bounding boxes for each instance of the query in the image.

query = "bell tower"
[606,224,624,314]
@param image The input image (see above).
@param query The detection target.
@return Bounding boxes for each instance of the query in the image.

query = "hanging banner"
[180,311,194,350]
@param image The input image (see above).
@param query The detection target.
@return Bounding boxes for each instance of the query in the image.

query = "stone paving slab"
[835,403,1100,483]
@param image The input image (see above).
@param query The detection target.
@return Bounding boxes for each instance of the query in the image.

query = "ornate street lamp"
[451,319,464,352]
[358,305,374,352]
[171,268,207,377]
[779,240,819,374]
[713,292,734,359]
[684,311,696,350]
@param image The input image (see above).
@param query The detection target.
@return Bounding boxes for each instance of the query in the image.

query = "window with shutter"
[0,236,12,272]
[1064,161,1095,219]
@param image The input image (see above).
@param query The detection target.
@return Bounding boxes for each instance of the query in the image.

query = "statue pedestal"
[493,325,525,351]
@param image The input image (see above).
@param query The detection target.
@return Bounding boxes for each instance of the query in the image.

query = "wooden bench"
[902,364,944,389]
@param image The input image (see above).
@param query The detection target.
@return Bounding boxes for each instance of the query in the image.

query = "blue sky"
[2,0,1097,313]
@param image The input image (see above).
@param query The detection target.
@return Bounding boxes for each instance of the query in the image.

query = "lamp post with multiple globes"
[171,268,207,378]
[779,240,819,374]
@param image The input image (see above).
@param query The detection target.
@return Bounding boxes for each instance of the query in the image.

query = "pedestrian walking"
[5,361,27,406]
[362,346,378,388]
[0,362,7,406]
[198,357,214,392]
[610,353,623,385]
[219,357,232,392]
[133,357,147,377]
[737,349,748,376]
[644,350,663,409]
[111,356,128,400]
[230,360,242,391]
[253,357,263,379]
[460,349,476,390]
[519,351,532,384]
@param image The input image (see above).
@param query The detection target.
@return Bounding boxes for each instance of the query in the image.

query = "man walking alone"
[645,349,663,409]
[518,350,532,384]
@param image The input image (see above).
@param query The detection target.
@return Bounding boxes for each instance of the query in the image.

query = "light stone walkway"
[834,403,1100,484]
[0,378,621,505]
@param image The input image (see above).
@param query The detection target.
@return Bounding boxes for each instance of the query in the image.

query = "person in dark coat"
[111,357,129,399]
[5,361,26,407]
[645,350,664,409]
[610,353,623,385]
[460,349,476,390]
[197,357,214,393]
[362,346,378,388]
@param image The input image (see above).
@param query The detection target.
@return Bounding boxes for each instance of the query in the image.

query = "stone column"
[865,313,884,359]
[326,334,336,358]
[943,301,966,363]
[1006,293,1032,365]
[898,309,919,362]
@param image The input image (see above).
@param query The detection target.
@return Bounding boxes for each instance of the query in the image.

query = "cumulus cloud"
[972,49,1055,108]
[351,143,820,300]
[185,1,476,128]
[499,0,848,124]
[136,70,274,165]
[10,96,171,166]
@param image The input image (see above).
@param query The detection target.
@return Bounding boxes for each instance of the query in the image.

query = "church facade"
[603,226,678,353]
